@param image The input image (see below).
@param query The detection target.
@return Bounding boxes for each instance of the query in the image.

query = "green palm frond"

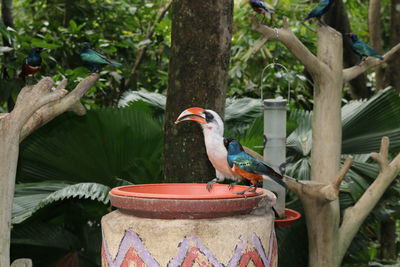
[119,89,166,111]
[17,105,163,185]
[13,182,110,224]
[342,87,400,154]
[119,89,265,135]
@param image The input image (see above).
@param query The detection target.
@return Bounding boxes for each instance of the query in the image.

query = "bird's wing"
[232,152,286,187]
[81,51,110,65]
[257,0,275,13]
[353,41,379,57]
[231,152,269,175]
[309,0,330,15]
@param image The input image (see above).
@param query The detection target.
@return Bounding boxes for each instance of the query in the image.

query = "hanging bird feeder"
[260,63,301,226]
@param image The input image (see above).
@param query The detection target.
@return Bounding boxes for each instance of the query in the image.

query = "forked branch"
[19,73,100,141]
[244,146,353,202]
[285,156,353,202]
[338,137,400,261]
[251,15,329,78]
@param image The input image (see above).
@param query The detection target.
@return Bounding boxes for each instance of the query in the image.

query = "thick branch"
[338,137,400,261]
[343,43,400,82]
[251,15,329,78]
[10,78,68,131]
[244,146,352,202]
[369,0,383,54]
[286,157,352,202]
[19,74,100,141]
[368,0,385,90]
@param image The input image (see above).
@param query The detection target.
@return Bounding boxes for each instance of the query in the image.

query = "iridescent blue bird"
[304,0,333,24]
[80,42,121,73]
[20,47,43,82]
[347,33,384,61]
[225,138,286,195]
[249,0,275,24]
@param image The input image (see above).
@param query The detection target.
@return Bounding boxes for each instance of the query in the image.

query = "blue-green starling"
[225,138,286,195]
[20,47,43,82]
[80,42,121,73]
[347,33,384,61]
[304,0,333,23]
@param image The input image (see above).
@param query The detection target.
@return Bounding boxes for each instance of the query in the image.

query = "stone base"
[101,210,277,267]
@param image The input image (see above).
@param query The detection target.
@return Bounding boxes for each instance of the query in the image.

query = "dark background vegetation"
[1,0,399,266]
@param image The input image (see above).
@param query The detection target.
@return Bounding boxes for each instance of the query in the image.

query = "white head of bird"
[175,107,224,136]
[175,107,242,183]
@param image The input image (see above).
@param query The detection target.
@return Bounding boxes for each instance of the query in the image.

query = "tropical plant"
[236,87,400,266]
[11,102,163,265]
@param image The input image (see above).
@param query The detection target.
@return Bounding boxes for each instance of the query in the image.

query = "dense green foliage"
[2,0,390,109]
[1,0,399,265]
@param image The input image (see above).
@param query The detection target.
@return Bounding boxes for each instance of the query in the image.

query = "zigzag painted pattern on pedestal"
[102,229,277,267]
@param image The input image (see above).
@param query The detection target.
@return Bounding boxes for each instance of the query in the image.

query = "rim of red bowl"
[275,208,302,227]
[110,183,263,200]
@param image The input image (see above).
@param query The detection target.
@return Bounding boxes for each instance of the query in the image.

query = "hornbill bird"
[175,107,242,190]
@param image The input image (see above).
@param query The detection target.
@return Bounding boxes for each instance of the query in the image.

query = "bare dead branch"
[251,15,329,78]
[338,137,400,261]
[19,74,100,141]
[124,2,172,89]
[370,136,389,170]
[67,102,86,116]
[10,78,67,131]
[245,146,352,202]
[343,42,400,82]
[333,156,353,189]
[241,36,270,61]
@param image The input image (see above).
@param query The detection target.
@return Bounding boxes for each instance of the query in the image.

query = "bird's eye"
[204,111,214,122]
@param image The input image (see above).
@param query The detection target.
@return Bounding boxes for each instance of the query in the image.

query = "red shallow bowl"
[110,183,262,199]
[275,208,302,227]
[109,183,270,219]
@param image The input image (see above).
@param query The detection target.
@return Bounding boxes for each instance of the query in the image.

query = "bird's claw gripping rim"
[228,183,235,190]
[206,181,216,192]
[233,185,259,198]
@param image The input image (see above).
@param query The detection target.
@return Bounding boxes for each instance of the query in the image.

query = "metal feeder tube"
[263,98,287,218]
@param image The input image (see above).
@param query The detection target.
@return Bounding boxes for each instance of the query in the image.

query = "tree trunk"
[163,0,233,182]
[325,0,371,99]
[307,26,343,267]
[0,75,99,266]
[1,0,14,29]
[385,0,400,90]
[252,9,400,267]
[0,120,20,267]
[369,0,385,90]
[2,0,16,111]
[63,0,72,27]
[379,217,397,261]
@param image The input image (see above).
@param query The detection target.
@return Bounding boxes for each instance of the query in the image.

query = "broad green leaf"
[18,105,163,185]
[12,182,110,224]
[30,39,60,49]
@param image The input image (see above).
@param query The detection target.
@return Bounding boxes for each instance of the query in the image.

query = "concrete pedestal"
[101,186,277,267]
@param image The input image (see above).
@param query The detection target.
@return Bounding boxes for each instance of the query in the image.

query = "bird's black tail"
[262,172,287,189]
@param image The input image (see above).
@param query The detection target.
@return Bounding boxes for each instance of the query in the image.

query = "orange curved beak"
[175,107,207,124]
